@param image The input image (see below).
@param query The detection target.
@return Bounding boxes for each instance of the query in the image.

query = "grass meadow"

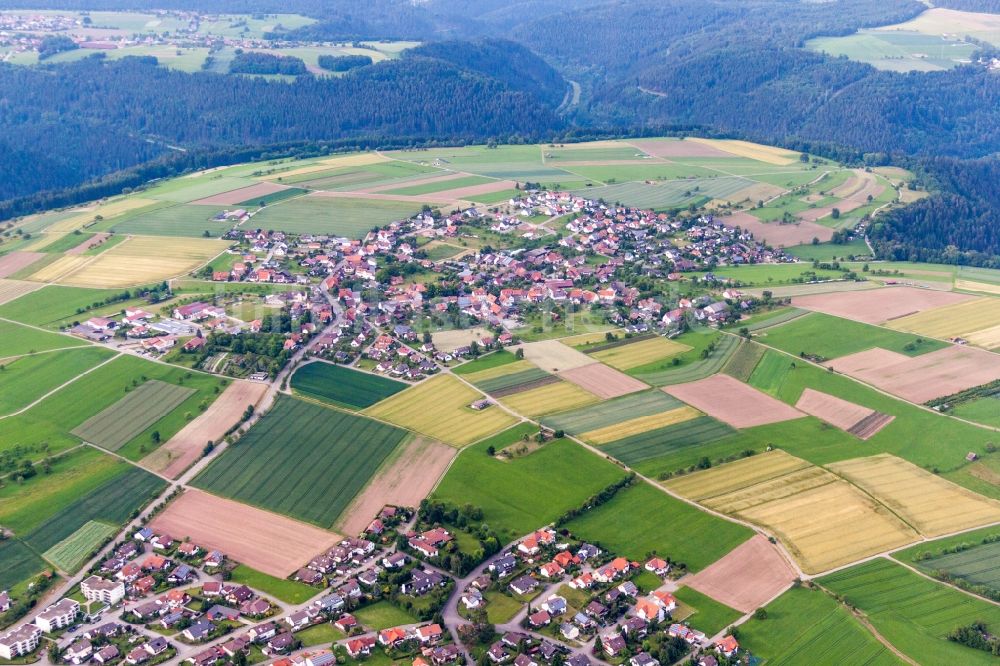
[250,195,431,237]
[0,346,114,415]
[758,312,947,359]
[0,319,87,357]
[230,564,321,604]
[672,586,742,636]
[290,361,407,410]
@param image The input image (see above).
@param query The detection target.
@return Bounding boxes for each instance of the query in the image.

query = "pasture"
[432,424,628,538]
[194,395,408,527]
[250,194,430,237]
[758,311,946,359]
[563,481,752,571]
[604,416,737,468]
[589,336,689,371]
[290,361,407,410]
[364,374,518,447]
[229,565,320,605]
[0,318,86,358]
[43,520,116,573]
[71,380,195,451]
[820,559,1000,665]
[499,380,599,418]
[0,346,116,416]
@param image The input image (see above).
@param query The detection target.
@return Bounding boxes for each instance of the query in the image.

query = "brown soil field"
[65,232,111,255]
[516,340,596,372]
[745,281,879,299]
[192,181,291,206]
[360,172,467,193]
[141,380,268,478]
[558,362,648,399]
[791,286,973,324]
[151,489,340,577]
[0,279,43,305]
[0,251,45,278]
[794,388,893,440]
[336,436,457,537]
[684,535,797,612]
[432,179,519,200]
[827,345,1000,403]
[664,374,805,429]
[720,211,832,247]
[627,138,732,159]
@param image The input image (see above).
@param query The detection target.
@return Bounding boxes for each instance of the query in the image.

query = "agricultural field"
[540,389,684,434]
[757,311,947,359]
[0,318,86,358]
[671,587,742,636]
[460,359,551,395]
[194,395,407,527]
[580,406,701,445]
[629,331,740,386]
[603,416,737,468]
[250,194,433,237]
[432,424,628,538]
[0,284,139,329]
[719,339,766,381]
[0,539,48,592]
[229,565,320,605]
[107,203,227,237]
[557,362,648,399]
[791,286,973,325]
[290,361,407,410]
[364,374,518,447]
[563,481,752,571]
[684,535,797,613]
[42,520,116,573]
[0,278,42,306]
[499,380,599,418]
[820,559,1000,665]
[886,297,1000,345]
[0,346,116,416]
[588,336,689,371]
[794,388,894,439]
[451,350,518,375]
[71,380,195,451]
[664,374,805,429]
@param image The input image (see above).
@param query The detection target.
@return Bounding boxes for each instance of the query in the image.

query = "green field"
[629,331,739,386]
[109,203,226,237]
[42,520,116,573]
[194,395,408,527]
[382,175,494,196]
[895,525,1000,599]
[290,362,407,410]
[250,195,431,237]
[0,539,48,591]
[145,176,256,203]
[740,307,810,332]
[451,350,517,375]
[0,318,86,357]
[787,238,870,261]
[737,586,904,665]
[720,339,766,381]
[672,587,742,636]
[0,346,114,415]
[354,601,418,630]
[472,367,551,394]
[758,312,946,359]
[540,390,684,434]
[432,424,628,538]
[571,177,753,210]
[602,416,737,467]
[230,564,321,604]
[562,482,752,571]
[0,285,136,329]
[694,263,847,287]
[820,559,1000,665]
[72,380,195,451]
[807,30,978,72]
[296,622,346,647]
[950,397,1000,428]
[36,232,95,253]
[237,187,308,207]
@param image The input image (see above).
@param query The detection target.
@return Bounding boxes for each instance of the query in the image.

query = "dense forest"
[317,54,372,72]
[228,51,308,75]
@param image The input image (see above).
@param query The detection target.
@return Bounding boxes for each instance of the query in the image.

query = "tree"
[831,208,841,219]
[486,446,496,456]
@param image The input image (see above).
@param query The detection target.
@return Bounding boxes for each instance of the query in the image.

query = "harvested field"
[628,138,732,158]
[794,388,893,440]
[827,345,1000,403]
[259,154,387,180]
[726,181,787,204]
[828,454,1000,537]
[72,380,195,451]
[151,489,340,577]
[955,278,1000,295]
[791,286,973,324]
[28,255,91,283]
[47,198,160,232]
[365,374,518,447]
[0,251,45,278]
[886,297,1000,339]
[560,329,626,348]
[744,281,879,299]
[685,534,797,613]
[720,211,832,247]
[663,374,804,429]
[65,232,111,255]
[55,236,229,288]
[191,181,290,205]
[590,336,690,371]
[515,340,595,371]
[499,380,599,418]
[558,362,648,399]
[689,138,799,165]
[430,179,518,200]
[0,279,42,305]
[431,327,492,353]
[541,390,684,434]
[141,380,268,478]
[582,406,701,445]
[336,436,457,536]
[964,323,1000,349]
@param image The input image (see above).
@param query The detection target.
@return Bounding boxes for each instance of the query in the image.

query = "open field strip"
[589,336,690,370]
[461,358,543,385]
[56,236,230,287]
[0,346,116,417]
[827,454,1000,537]
[27,255,93,283]
[541,389,685,433]
[71,379,195,451]
[290,361,407,410]
[791,285,973,324]
[0,318,87,358]
[451,349,518,375]
[515,339,595,371]
[885,296,1000,338]
[955,278,1000,295]
[257,153,387,180]
[46,198,161,232]
[366,374,519,447]
[557,362,648,399]
[906,538,1000,594]
[0,279,42,305]
[963,323,1000,349]
[602,416,737,467]
[560,329,626,348]
[794,388,893,439]
[498,380,599,418]
[195,395,407,527]
[42,520,116,573]
[685,534,798,613]
[689,138,800,165]
[428,326,493,353]
[664,373,805,429]
[582,406,701,445]
[0,540,48,592]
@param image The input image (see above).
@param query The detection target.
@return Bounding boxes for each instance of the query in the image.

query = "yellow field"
[560,329,625,348]
[955,279,1000,296]
[0,279,42,305]
[463,360,538,384]
[591,337,690,371]
[28,255,92,283]
[964,324,1000,350]
[690,138,799,165]
[364,374,518,448]
[53,236,229,288]
[828,454,1000,537]
[259,153,388,180]
[583,406,700,444]
[500,381,599,418]
[886,297,1000,339]
[666,450,811,502]
[48,198,159,232]
[19,232,68,252]
[516,340,595,372]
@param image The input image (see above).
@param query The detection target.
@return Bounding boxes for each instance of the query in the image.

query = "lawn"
[290,361,407,410]
[71,380,195,451]
[0,346,115,415]
[250,195,430,238]
[758,312,946,359]
[737,586,904,665]
[354,601,418,630]
[432,424,628,538]
[296,622,346,647]
[229,564,321,604]
[194,395,408,527]
[42,520,116,573]
[484,590,523,624]
[820,559,1000,665]
[563,482,752,571]
[0,319,86,358]
[672,587,742,636]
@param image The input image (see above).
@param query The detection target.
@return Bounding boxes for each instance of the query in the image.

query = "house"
[0,591,9,613]
[126,646,151,664]
[35,598,79,632]
[514,655,539,666]
[206,605,240,621]
[168,564,194,585]
[0,624,42,660]
[621,617,647,638]
[203,551,225,568]
[509,576,538,596]
[334,614,357,633]
[487,642,511,663]
[65,639,93,664]
[402,569,446,596]
[183,618,214,641]
[177,542,201,558]
[539,561,563,578]
[346,636,376,658]
[630,653,659,666]
[294,568,323,585]
[602,634,627,656]
[285,609,314,630]
[568,655,590,666]
[378,626,408,646]
[82,576,126,605]
[585,601,608,619]
[416,623,443,644]
[266,633,296,654]
[617,581,639,598]
[94,645,120,664]
[651,590,677,613]
[490,554,517,578]
[431,644,462,665]
[408,537,439,558]
[528,610,551,627]
[383,552,408,569]
[715,635,739,658]
[306,651,337,666]
[644,558,669,576]
[461,589,484,609]
[560,623,579,641]
[541,596,567,616]
[249,622,278,643]
[634,598,665,623]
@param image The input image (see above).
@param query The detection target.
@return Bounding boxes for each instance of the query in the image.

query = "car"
[67,626,79,633]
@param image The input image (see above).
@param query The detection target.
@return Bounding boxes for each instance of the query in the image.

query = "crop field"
[250,194,431,237]
[671,587,742,636]
[45,198,163,232]
[581,406,701,445]
[42,520,116,573]
[194,395,407,527]
[589,336,690,371]
[563,481,752,571]
[0,278,42,305]
[0,319,86,358]
[685,534,797,613]
[290,361,407,410]
[541,389,684,434]
[71,379,195,451]
[516,339,595,372]
[499,380,599,418]
[719,339,766,382]
[145,175,257,203]
[53,236,229,288]
[364,374,518,447]
[0,251,46,278]
[461,359,552,394]
[432,424,628,538]
[794,388,893,439]
[191,180,292,205]
[108,203,225,237]
[601,415,736,467]
[557,362,648,399]
[913,539,1000,594]
[820,559,1000,665]
[571,177,755,210]
[886,297,1000,341]
[382,175,495,196]
[27,255,91,283]
[664,374,805,429]
[827,454,1000,537]
[0,539,48,591]
[0,346,115,416]
[667,451,919,573]
[737,586,904,665]
[758,311,947,359]
[631,332,739,386]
